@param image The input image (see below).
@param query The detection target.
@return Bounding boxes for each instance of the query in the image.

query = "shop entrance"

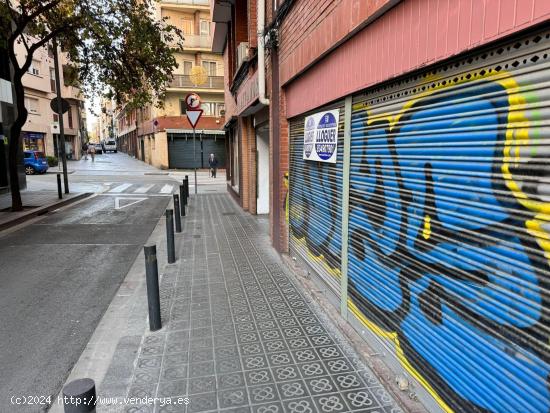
[256,123,269,215]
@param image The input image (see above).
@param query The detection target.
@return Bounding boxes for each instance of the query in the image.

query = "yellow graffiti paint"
[422,215,432,240]
[348,300,454,413]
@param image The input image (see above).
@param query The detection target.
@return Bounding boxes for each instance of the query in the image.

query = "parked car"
[103,140,117,153]
[24,150,49,174]
[94,143,103,154]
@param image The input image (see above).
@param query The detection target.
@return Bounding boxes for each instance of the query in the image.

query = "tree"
[0,0,182,211]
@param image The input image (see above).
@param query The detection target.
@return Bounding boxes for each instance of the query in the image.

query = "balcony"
[168,75,224,91]
[168,34,212,51]
[160,0,209,10]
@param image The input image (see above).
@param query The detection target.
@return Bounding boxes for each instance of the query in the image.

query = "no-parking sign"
[303,109,339,163]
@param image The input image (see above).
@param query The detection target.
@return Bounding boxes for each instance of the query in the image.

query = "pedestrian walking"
[208,153,218,178]
[88,143,96,162]
[82,141,88,160]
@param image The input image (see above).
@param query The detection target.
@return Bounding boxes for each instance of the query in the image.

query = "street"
[0,153,221,412]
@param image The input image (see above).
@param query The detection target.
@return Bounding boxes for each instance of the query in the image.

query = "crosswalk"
[101,182,178,196]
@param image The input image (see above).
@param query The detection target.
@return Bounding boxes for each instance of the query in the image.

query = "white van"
[104,140,117,153]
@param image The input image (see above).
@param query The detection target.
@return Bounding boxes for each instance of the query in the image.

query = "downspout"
[257,0,269,105]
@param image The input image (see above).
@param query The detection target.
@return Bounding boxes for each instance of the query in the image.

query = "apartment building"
[17,42,86,161]
[117,0,226,169]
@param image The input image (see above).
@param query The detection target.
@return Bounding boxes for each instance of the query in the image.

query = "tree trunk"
[8,73,28,212]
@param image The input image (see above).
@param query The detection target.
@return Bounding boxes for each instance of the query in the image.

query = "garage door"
[202,136,226,168]
[169,133,226,169]
[347,29,550,413]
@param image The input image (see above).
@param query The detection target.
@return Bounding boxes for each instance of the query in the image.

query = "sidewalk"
[51,193,405,413]
[0,190,90,230]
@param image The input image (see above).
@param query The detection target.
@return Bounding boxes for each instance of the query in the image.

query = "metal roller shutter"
[348,30,550,413]
[289,104,345,295]
[202,136,226,168]
[168,133,201,169]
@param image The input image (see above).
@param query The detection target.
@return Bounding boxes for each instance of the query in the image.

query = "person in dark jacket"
[208,153,218,178]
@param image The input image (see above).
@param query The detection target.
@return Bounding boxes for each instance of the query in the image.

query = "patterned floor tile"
[187,391,217,413]
[218,388,249,409]
[188,375,216,394]
[248,383,279,404]
[271,365,301,382]
[276,379,309,400]
[312,393,349,413]
[244,368,274,386]
[218,372,246,390]
[157,379,187,398]
[281,397,315,413]
[251,402,284,413]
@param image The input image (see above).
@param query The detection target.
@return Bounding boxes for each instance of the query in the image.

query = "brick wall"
[279,0,394,85]
[248,0,257,49]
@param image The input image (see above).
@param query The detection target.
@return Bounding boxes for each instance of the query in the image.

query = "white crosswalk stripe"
[133,184,155,194]
[159,184,174,194]
[108,183,133,193]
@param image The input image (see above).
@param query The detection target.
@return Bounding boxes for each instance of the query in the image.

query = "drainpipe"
[258,0,269,105]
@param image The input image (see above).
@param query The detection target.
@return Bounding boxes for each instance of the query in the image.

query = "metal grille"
[288,104,345,295]
[348,30,550,413]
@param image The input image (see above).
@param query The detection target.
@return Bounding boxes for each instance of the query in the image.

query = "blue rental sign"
[302,109,339,163]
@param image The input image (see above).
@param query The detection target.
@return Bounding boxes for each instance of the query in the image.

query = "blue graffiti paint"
[348,81,550,412]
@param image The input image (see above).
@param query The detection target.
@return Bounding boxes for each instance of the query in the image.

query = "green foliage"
[1,0,184,109]
[46,155,58,167]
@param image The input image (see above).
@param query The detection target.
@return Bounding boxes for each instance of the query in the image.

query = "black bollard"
[62,378,96,413]
[180,183,187,208]
[173,194,182,233]
[57,173,62,199]
[144,245,162,331]
[166,209,175,264]
[185,175,190,200]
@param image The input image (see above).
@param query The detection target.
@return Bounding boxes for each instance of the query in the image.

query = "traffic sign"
[186,93,201,109]
[186,109,203,129]
[50,97,70,114]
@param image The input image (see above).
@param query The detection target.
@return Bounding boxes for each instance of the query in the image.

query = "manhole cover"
[222,212,236,216]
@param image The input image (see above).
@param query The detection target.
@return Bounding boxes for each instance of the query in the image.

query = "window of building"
[200,102,216,116]
[67,106,73,128]
[49,68,56,92]
[180,100,187,115]
[201,61,217,76]
[27,59,40,76]
[183,61,193,75]
[217,103,226,117]
[200,20,210,36]
[24,96,39,114]
[181,19,193,35]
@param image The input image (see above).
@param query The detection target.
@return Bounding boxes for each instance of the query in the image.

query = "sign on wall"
[303,109,339,163]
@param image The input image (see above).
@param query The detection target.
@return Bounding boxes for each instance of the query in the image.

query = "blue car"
[24,150,49,174]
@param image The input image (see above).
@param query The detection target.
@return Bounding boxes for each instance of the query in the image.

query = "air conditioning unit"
[237,42,249,70]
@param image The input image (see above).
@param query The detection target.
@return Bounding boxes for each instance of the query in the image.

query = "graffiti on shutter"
[289,106,345,293]
[349,31,550,413]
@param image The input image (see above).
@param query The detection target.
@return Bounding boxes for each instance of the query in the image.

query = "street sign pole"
[52,37,69,194]
[185,93,202,196]
[193,127,197,195]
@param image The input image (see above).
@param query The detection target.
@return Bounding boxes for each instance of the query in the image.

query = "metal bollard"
[180,183,187,208]
[62,378,96,413]
[173,194,182,233]
[57,173,62,199]
[166,209,176,264]
[185,175,190,200]
[144,245,162,331]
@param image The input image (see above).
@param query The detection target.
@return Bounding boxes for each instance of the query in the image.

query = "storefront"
[287,26,550,413]
[22,132,45,153]
[167,130,226,169]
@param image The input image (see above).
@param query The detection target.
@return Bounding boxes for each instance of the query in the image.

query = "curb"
[46,170,76,174]
[0,192,93,231]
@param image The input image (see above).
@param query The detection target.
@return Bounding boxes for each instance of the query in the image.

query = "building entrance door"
[256,123,269,214]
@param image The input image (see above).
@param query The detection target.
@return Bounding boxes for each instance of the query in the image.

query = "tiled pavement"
[99,193,403,413]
